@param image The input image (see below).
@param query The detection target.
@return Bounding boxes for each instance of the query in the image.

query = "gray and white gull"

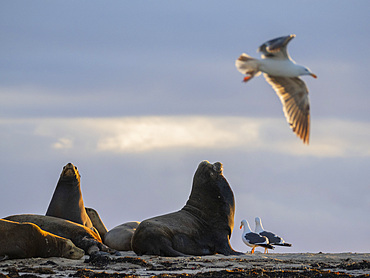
[240,219,274,254]
[255,217,292,253]
[235,34,317,144]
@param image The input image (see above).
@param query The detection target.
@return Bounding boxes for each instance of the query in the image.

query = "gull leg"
[251,247,255,254]
[243,75,252,82]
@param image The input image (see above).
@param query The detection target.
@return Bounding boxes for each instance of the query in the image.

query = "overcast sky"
[1,1,370,254]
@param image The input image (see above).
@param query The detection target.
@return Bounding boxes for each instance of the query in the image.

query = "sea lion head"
[60,163,80,183]
[194,160,223,183]
[59,238,85,259]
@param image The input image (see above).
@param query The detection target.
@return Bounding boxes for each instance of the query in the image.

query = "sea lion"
[46,163,94,230]
[4,214,114,256]
[0,219,84,260]
[85,207,108,238]
[131,160,242,256]
[104,221,140,251]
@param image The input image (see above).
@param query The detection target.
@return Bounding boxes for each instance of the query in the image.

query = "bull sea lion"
[0,219,84,260]
[4,214,113,256]
[46,163,94,230]
[104,221,140,251]
[131,161,242,256]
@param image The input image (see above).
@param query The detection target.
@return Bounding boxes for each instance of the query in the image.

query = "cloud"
[52,137,73,149]
[96,116,259,152]
[1,116,370,158]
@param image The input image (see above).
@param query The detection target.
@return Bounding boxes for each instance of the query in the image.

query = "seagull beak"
[240,225,242,229]
[310,73,317,79]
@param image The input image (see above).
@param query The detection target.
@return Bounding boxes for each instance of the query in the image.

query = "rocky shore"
[0,252,369,277]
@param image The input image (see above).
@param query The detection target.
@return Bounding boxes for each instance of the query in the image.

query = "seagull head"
[299,66,317,79]
[255,217,264,232]
[240,220,248,229]
[240,219,252,232]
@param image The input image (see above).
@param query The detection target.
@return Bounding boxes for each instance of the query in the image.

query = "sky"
[1,1,370,254]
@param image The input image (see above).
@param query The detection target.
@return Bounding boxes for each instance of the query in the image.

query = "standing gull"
[240,219,274,254]
[235,34,317,144]
[255,217,292,253]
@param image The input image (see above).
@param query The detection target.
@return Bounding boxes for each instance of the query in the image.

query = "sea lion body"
[46,163,94,229]
[0,219,84,260]
[104,221,140,251]
[132,161,241,256]
[4,214,112,256]
[85,207,108,238]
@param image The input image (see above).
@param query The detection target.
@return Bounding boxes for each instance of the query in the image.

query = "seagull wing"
[260,231,283,245]
[258,35,295,60]
[244,232,269,245]
[263,74,310,144]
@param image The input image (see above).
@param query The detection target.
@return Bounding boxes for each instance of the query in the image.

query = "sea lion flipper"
[0,255,9,261]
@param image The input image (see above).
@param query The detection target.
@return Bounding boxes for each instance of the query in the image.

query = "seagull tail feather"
[275,243,292,247]
[259,244,274,250]
[237,53,255,62]
[235,53,261,79]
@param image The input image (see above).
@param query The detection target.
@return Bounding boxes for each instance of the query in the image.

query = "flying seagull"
[235,34,317,144]
[254,217,292,253]
[240,219,274,254]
